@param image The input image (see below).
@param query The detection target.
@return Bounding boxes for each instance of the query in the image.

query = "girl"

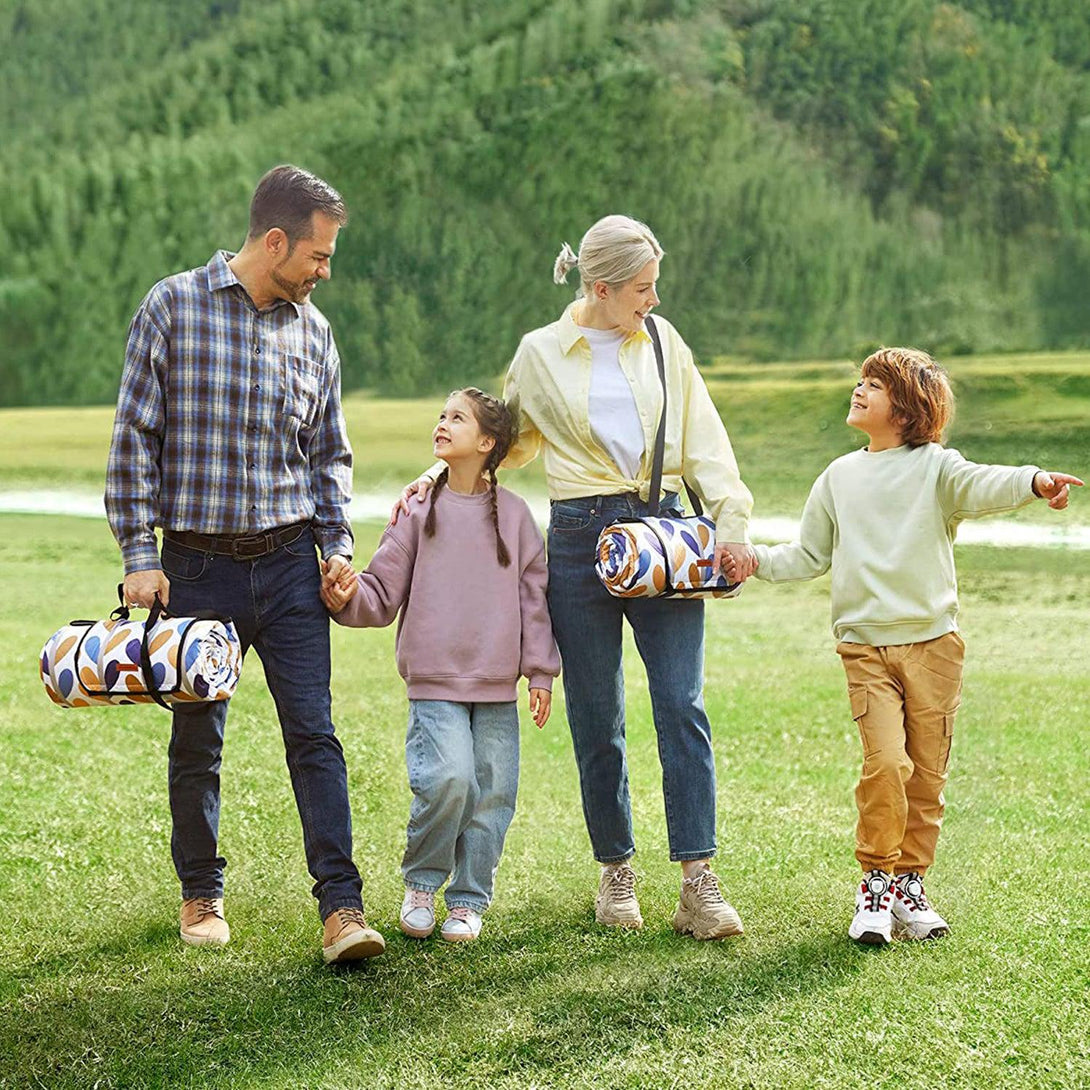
[321,388,560,942]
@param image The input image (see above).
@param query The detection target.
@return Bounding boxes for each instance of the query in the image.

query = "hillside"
[1,0,1088,405]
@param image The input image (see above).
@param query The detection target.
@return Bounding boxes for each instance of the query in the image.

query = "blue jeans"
[402,700,520,912]
[547,493,717,863]
[161,527,364,921]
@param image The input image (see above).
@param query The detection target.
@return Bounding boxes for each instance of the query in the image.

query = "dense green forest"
[1,0,1088,404]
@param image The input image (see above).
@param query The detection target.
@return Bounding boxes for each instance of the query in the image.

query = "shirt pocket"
[281,356,324,428]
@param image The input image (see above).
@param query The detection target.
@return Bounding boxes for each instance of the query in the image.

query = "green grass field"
[1,356,1088,1088]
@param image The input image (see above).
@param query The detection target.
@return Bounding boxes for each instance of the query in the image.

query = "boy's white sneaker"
[848,869,894,945]
[400,888,436,938]
[441,906,482,942]
[891,872,949,940]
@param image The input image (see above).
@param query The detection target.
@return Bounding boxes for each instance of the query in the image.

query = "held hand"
[320,555,352,592]
[320,573,358,614]
[123,568,170,610]
[713,542,757,582]
[529,688,552,729]
[1034,471,1084,510]
[389,476,434,525]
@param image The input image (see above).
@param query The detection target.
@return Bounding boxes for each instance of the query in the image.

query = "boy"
[751,347,1081,945]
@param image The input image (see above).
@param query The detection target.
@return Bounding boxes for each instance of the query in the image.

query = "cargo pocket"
[937,701,959,774]
[849,685,876,757]
[912,699,958,774]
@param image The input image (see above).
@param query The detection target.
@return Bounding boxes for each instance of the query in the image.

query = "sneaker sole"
[440,928,480,943]
[849,929,891,946]
[595,911,644,930]
[180,929,230,947]
[323,930,386,964]
[892,920,949,941]
[673,908,744,940]
[399,917,435,939]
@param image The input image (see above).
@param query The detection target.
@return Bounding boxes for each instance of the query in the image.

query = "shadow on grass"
[0,902,876,1087]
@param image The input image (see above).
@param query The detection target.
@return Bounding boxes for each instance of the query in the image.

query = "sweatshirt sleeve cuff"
[528,673,554,692]
[751,543,772,580]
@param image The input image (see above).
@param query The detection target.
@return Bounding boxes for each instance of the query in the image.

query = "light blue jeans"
[402,699,520,912]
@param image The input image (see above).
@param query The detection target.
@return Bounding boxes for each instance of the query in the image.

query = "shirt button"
[249,463,256,470]
[253,383,260,390]
[254,346,261,355]
[251,505,257,511]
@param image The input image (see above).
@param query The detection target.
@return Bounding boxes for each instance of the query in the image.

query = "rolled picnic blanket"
[595,515,743,600]
[40,592,242,708]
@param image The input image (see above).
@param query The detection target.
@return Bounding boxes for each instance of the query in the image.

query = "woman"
[396,215,756,938]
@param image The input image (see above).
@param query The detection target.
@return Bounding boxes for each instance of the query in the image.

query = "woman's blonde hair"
[553,214,664,297]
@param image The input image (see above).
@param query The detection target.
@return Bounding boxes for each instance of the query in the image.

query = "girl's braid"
[423,466,449,538]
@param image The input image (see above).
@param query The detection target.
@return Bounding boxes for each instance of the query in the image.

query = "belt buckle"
[230,534,265,560]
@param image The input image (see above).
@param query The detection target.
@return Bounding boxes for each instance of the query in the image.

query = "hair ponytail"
[486,461,511,568]
[553,242,579,285]
[423,466,449,538]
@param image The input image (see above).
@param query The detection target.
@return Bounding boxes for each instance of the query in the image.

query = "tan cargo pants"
[837,631,965,875]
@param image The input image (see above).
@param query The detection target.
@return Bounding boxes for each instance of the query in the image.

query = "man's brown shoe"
[322,908,385,964]
[180,897,230,946]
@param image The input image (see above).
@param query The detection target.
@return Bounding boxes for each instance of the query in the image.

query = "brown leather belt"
[164,521,311,560]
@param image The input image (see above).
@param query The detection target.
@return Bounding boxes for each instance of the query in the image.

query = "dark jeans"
[546,493,718,863]
[161,526,363,921]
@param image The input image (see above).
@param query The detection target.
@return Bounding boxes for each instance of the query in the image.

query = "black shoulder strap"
[644,316,703,518]
[645,316,667,518]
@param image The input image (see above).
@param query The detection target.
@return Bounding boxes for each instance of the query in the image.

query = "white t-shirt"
[579,325,645,481]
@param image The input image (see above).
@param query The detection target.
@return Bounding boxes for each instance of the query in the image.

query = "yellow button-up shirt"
[500,302,753,543]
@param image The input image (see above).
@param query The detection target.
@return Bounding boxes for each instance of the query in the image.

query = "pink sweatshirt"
[332,486,560,702]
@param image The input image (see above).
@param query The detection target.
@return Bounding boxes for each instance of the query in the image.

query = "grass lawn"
[1,514,1087,1089]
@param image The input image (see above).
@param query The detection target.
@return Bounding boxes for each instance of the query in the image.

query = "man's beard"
[270,266,314,305]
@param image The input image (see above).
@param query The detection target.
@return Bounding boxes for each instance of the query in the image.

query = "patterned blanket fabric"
[40,615,242,708]
[595,515,743,600]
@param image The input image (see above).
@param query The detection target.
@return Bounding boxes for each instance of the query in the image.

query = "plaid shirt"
[105,251,353,574]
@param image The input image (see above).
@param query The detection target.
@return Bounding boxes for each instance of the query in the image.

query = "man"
[105,165,382,964]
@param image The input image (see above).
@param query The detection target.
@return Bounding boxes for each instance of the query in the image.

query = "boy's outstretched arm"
[752,472,835,583]
[1033,471,1083,510]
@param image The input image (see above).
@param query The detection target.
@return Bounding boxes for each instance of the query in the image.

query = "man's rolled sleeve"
[309,344,354,561]
[105,294,169,574]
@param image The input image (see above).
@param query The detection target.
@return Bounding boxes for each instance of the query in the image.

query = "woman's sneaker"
[848,869,894,945]
[400,888,436,938]
[673,865,744,939]
[595,861,643,929]
[440,906,483,942]
[891,872,949,940]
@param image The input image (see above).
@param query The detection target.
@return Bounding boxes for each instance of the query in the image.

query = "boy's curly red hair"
[861,347,955,447]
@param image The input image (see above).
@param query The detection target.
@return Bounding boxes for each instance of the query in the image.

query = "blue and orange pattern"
[40,615,242,708]
[595,516,743,600]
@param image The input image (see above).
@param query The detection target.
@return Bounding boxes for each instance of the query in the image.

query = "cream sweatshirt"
[332,485,560,701]
[753,443,1038,645]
